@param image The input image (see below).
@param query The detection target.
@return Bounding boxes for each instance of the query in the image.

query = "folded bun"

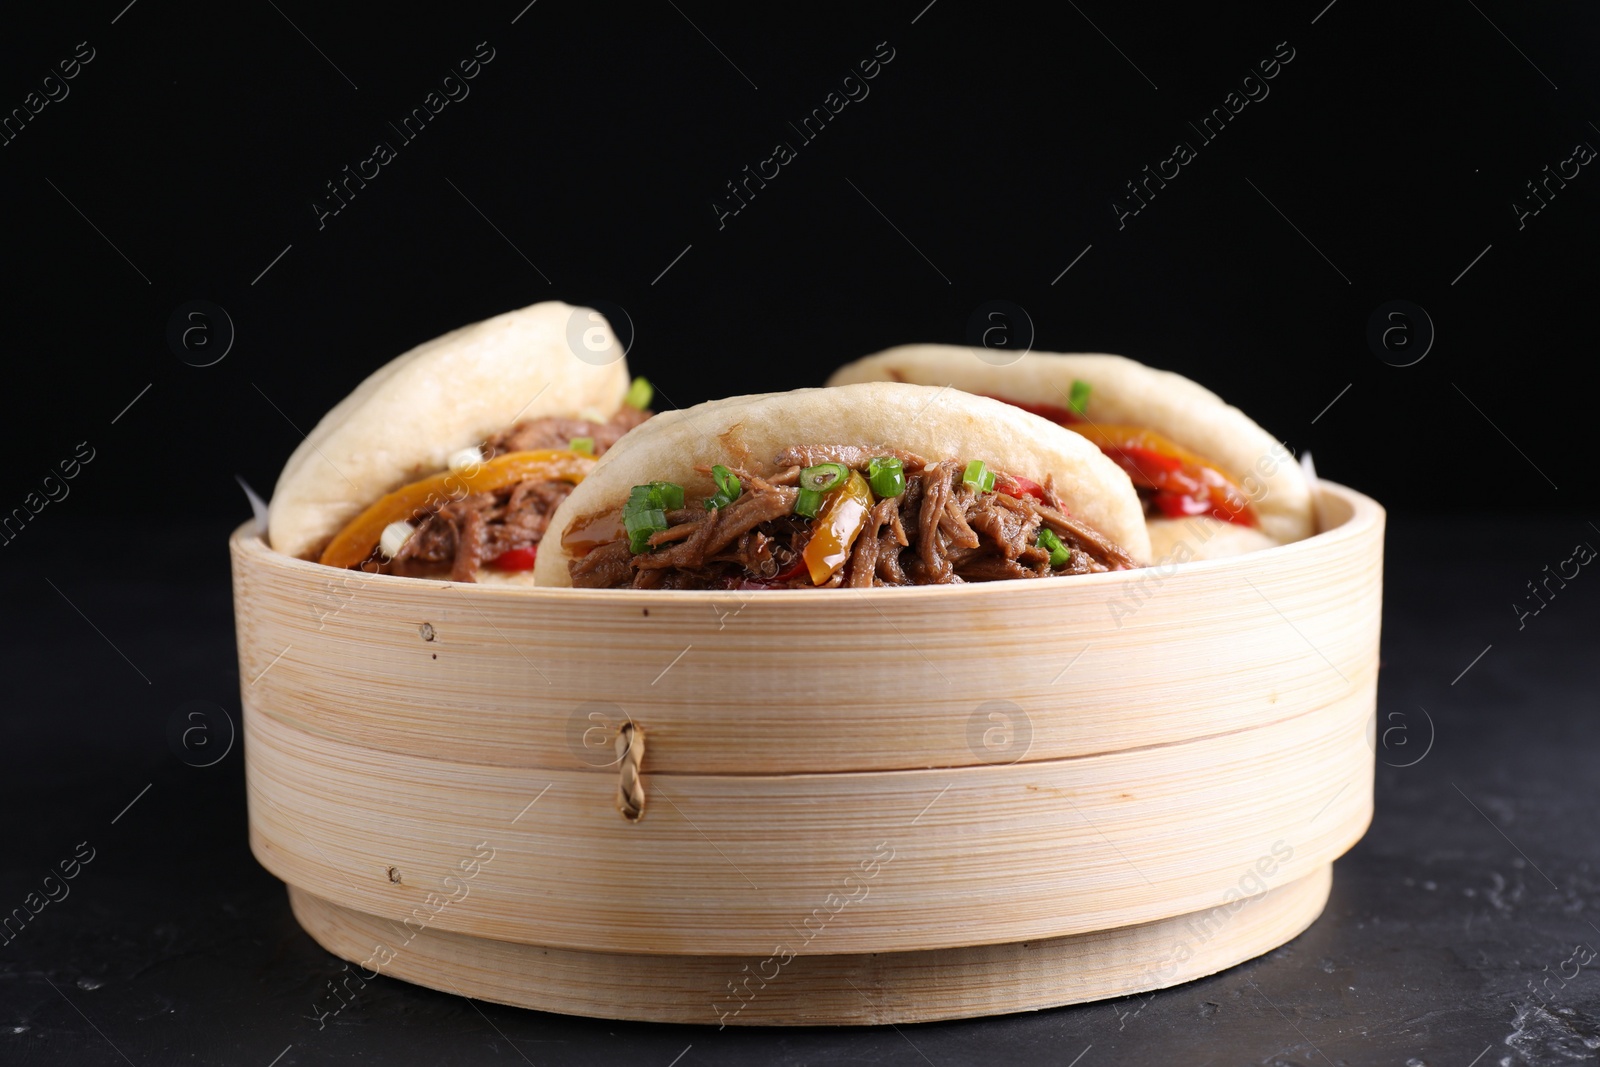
[829,346,1312,550]
[535,382,1150,586]
[269,301,629,560]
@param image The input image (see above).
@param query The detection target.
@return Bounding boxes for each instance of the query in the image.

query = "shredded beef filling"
[358,407,649,580]
[483,406,650,457]
[568,449,1139,589]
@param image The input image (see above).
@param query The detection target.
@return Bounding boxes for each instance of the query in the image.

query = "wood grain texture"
[231,482,1383,776]
[289,865,1333,1026]
[246,682,1370,956]
[233,480,1380,993]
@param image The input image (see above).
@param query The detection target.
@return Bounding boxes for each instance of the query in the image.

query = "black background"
[0,0,1592,522]
[3,3,1600,1066]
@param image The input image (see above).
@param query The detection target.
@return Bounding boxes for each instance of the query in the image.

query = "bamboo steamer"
[288,866,1334,1026]
[231,481,1383,1025]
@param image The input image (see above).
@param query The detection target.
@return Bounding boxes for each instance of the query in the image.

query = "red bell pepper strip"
[489,545,538,570]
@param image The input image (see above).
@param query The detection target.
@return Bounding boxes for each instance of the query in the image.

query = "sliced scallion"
[799,462,849,493]
[795,487,824,518]
[704,464,742,510]
[623,506,667,553]
[866,455,905,498]
[624,376,653,410]
[623,484,656,514]
[568,436,595,456]
[622,481,685,552]
[1037,527,1071,568]
[1068,379,1091,416]
[962,459,996,493]
[647,481,685,510]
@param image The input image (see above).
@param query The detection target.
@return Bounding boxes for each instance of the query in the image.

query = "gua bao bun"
[536,383,1150,589]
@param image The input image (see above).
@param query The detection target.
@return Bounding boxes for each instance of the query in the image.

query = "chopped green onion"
[704,464,742,510]
[568,436,595,456]
[1037,527,1071,568]
[866,456,905,498]
[795,487,824,518]
[647,481,685,510]
[625,511,665,552]
[799,462,849,493]
[622,481,685,552]
[623,483,661,520]
[624,376,653,410]
[622,487,667,552]
[1068,379,1091,416]
[962,459,996,493]
[623,484,656,515]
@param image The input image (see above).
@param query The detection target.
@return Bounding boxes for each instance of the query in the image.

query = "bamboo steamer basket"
[231,481,1383,1026]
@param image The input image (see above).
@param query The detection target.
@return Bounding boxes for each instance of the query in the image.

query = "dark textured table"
[3,513,1596,1066]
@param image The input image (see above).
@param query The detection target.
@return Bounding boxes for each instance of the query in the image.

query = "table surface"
[2,514,1596,1067]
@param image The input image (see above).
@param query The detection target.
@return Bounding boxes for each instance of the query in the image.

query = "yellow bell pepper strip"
[801,470,874,585]
[318,449,595,569]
